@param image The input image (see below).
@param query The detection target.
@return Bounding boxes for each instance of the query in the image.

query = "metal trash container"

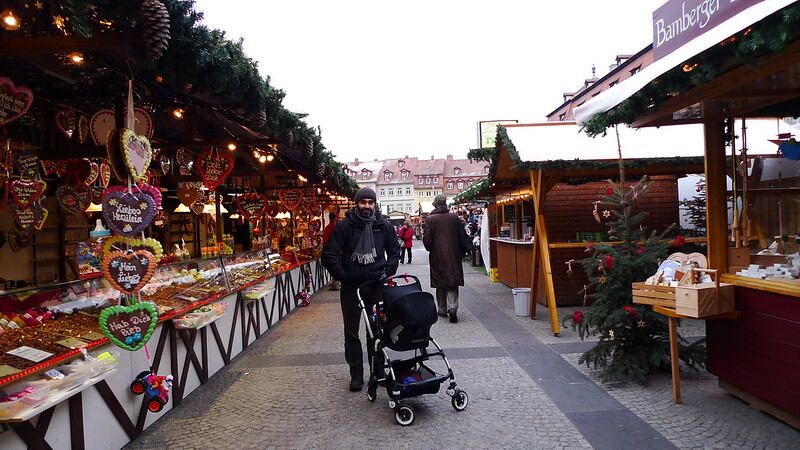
[512,288,531,316]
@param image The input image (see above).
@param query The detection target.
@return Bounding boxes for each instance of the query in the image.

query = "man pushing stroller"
[322,187,401,392]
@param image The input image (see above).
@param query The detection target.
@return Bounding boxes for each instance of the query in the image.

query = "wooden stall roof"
[490,122,707,183]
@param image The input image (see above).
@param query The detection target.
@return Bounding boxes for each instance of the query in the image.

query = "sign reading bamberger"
[653,0,765,62]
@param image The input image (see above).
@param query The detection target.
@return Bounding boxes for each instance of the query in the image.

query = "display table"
[490,238,533,289]
[0,258,331,450]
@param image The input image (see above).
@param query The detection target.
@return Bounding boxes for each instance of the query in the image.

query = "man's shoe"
[438,311,448,318]
[448,310,458,323]
[349,378,364,392]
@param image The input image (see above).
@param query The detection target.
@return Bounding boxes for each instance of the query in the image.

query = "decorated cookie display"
[196,150,234,191]
[84,159,100,185]
[236,193,267,220]
[56,184,92,215]
[279,189,303,211]
[178,184,203,206]
[190,201,205,215]
[98,301,158,351]
[101,185,162,236]
[14,204,48,230]
[99,160,112,188]
[120,128,153,182]
[55,109,78,139]
[0,77,34,127]
[77,115,89,144]
[103,236,164,263]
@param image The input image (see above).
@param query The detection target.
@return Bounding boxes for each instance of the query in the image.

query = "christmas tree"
[679,177,707,236]
[564,176,706,383]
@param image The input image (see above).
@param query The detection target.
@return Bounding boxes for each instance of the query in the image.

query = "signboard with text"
[478,120,518,148]
[653,0,765,62]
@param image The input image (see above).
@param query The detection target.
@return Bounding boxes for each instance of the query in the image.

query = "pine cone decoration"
[254,111,267,128]
[305,140,314,158]
[141,0,171,61]
[285,129,294,146]
[316,163,326,179]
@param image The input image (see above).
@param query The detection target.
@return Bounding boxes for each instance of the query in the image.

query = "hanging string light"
[1,9,20,30]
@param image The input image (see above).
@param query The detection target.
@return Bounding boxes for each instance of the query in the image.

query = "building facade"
[413,157,446,213]
[442,157,491,199]
[376,157,418,215]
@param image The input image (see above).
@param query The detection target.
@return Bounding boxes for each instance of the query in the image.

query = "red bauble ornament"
[605,187,614,196]
[673,235,686,247]
[636,244,646,254]
[572,310,584,324]
[603,254,614,271]
[623,305,638,318]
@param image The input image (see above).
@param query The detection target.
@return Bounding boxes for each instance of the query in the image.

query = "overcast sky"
[193,0,665,162]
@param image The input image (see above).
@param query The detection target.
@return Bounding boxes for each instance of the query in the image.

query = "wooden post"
[668,316,682,404]
[531,170,560,335]
[702,101,729,271]
[529,171,540,319]
[215,189,223,243]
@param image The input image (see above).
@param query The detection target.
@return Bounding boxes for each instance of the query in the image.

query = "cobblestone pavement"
[127,247,800,449]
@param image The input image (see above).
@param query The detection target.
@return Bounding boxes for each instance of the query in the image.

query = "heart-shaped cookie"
[103,236,164,262]
[102,249,157,294]
[196,150,234,191]
[99,160,112,188]
[120,128,152,182]
[14,151,39,178]
[133,108,154,139]
[14,204,48,230]
[56,184,92,215]
[55,109,77,139]
[11,179,46,210]
[159,152,170,175]
[0,77,34,126]
[178,184,203,206]
[77,115,89,144]
[40,160,59,176]
[236,193,267,220]
[98,301,158,351]
[190,201,205,215]
[85,160,99,185]
[176,148,194,176]
[279,189,303,211]
[90,109,115,146]
[101,185,160,236]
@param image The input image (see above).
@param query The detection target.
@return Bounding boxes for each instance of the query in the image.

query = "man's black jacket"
[321,210,401,286]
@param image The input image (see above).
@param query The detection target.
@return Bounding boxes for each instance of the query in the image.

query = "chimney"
[431,155,434,161]
[563,92,575,102]
[354,158,359,165]
[405,155,409,159]
[446,155,453,161]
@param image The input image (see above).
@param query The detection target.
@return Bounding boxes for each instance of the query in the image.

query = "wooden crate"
[632,283,676,307]
[675,282,735,317]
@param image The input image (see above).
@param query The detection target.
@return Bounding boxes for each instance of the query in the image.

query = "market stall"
[481,121,707,334]
[575,0,800,427]
[0,1,357,448]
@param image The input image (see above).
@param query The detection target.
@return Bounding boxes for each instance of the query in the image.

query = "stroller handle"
[356,273,420,291]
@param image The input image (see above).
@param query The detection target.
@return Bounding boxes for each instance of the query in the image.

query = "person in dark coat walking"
[397,219,414,264]
[322,187,400,391]
[423,194,470,323]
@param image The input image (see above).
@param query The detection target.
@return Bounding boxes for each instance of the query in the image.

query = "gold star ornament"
[637,320,646,328]
[602,209,612,218]
[598,276,607,284]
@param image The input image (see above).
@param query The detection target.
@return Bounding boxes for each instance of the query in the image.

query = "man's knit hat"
[433,194,447,208]
[354,187,377,203]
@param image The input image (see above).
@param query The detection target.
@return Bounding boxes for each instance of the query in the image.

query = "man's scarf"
[349,207,377,264]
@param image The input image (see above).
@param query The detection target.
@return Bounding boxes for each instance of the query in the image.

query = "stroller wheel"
[451,390,469,411]
[395,405,415,426]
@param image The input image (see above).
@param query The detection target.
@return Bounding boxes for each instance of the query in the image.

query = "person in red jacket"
[397,219,414,264]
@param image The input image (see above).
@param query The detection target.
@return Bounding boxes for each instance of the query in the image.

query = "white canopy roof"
[574,0,796,125]
[505,120,784,165]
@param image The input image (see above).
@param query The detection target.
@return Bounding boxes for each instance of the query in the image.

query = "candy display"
[222,249,272,290]
[173,300,228,329]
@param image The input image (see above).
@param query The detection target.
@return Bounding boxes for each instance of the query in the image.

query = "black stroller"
[357,274,469,426]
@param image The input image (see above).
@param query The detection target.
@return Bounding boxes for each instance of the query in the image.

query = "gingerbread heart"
[279,189,303,211]
[98,301,158,351]
[159,152,170,175]
[14,204,48,230]
[103,236,164,263]
[133,108,154,139]
[197,150,234,191]
[14,151,39,178]
[190,201,205,215]
[0,77,33,127]
[85,160,99,185]
[176,148,194,176]
[90,109,115,146]
[56,184,92,215]
[11,179,47,210]
[99,160,111,188]
[102,249,157,294]
[178,184,203,206]
[40,160,59,176]
[119,129,152,182]
[55,109,77,139]
[236,193,267,220]
[101,185,160,236]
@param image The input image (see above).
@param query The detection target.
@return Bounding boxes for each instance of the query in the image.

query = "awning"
[574,0,796,125]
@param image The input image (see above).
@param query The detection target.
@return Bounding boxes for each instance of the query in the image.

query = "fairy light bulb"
[259,155,267,163]
[227,143,237,151]
[266,154,274,162]
[67,52,85,65]
[1,10,20,31]
[172,108,185,119]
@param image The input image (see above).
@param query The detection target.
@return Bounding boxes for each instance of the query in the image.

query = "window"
[384,171,392,181]
[398,160,404,168]
[418,177,423,185]
[426,178,431,185]
[379,188,385,197]
[630,65,641,75]
[558,113,566,121]
[453,167,461,175]
[433,177,439,184]
[361,171,369,180]
[457,182,464,190]
[426,191,431,197]
[447,181,453,190]
[405,187,411,196]
[484,165,490,173]
[388,188,394,196]
[401,170,408,180]
[609,78,619,87]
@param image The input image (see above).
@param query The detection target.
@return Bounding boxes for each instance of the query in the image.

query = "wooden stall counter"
[490,238,533,289]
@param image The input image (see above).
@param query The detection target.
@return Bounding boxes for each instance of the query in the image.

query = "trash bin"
[512,288,531,316]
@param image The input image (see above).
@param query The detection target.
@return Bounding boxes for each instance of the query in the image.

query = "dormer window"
[401,169,409,180]
[384,171,392,181]
[484,165,490,173]
[453,167,461,175]
[361,169,370,180]
[398,160,405,168]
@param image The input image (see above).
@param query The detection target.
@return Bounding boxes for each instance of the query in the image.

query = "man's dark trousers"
[340,283,384,381]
